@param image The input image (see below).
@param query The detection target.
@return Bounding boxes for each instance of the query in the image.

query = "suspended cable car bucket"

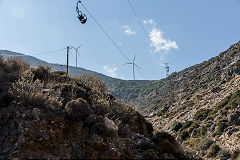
[76,0,87,24]
[80,15,87,24]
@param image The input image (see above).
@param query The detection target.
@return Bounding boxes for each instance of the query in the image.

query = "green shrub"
[212,120,229,137]
[198,138,214,150]
[194,108,210,121]
[206,144,220,158]
[220,80,227,85]
[179,130,189,140]
[215,94,231,109]
[210,90,240,117]
[191,129,201,138]
[171,122,183,132]
[188,121,199,133]
[200,125,207,136]
[179,121,193,133]
[229,91,240,109]
[231,90,240,100]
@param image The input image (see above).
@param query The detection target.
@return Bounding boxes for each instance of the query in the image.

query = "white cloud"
[149,28,179,53]
[103,65,118,78]
[121,25,136,36]
[11,6,25,19]
[143,19,155,24]
[148,19,154,24]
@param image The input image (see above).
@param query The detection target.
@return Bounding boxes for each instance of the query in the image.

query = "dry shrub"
[31,65,51,84]
[106,101,153,138]
[9,77,44,106]
[74,74,153,138]
[5,57,29,74]
[60,83,88,100]
[9,75,61,109]
[21,69,34,82]
[76,74,111,115]
[0,57,30,92]
[49,71,72,84]
[152,132,186,159]
[77,73,108,96]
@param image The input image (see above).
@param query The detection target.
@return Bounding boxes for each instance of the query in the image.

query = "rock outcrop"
[141,41,240,159]
[106,41,240,159]
[0,57,189,159]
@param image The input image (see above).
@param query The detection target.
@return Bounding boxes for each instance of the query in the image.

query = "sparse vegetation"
[194,108,211,121]
[206,144,220,158]
[179,130,189,140]
[168,86,240,158]
[198,138,214,151]
[212,120,230,137]
[1,41,239,159]
[0,56,189,159]
[172,122,183,132]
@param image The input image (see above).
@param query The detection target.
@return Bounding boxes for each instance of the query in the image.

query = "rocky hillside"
[0,56,190,159]
[1,42,240,159]
[0,50,152,102]
[125,41,240,159]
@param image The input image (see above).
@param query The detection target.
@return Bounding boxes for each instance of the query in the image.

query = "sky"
[0,0,240,80]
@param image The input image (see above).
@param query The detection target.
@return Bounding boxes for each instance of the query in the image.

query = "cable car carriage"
[76,0,87,24]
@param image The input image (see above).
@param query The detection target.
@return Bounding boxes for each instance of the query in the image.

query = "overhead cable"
[0,47,67,57]
[80,1,149,80]
[136,68,148,80]
[80,1,132,63]
[127,0,151,42]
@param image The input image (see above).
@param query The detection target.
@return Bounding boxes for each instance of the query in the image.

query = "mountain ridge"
[1,41,240,159]
[0,54,190,159]
[134,41,240,159]
[0,50,152,107]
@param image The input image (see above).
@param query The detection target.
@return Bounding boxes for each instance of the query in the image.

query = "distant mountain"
[0,50,152,105]
[0,50,116,80]
[0,51,188,159]
[119,41,240,159]
[0,50,49,66]
[1,41,240,159]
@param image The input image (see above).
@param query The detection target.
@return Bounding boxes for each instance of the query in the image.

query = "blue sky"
[0,0,240,80]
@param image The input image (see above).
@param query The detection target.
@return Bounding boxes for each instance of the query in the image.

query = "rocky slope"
[0,56,189,159]
[1,42,240,159]
[131,41,240,159]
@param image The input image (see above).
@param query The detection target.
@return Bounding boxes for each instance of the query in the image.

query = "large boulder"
[104,117,118,133]
[93,117,118,138]
[65,98,93,121]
